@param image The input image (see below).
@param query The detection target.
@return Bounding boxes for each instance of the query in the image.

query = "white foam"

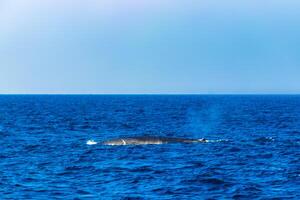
[86,140,98,145]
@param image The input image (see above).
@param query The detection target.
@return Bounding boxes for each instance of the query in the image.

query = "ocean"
[0,95,300,199]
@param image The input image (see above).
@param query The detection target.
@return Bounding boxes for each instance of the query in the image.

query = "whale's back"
[102,136,203,145]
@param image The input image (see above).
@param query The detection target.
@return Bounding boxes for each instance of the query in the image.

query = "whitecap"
[86,140,98,145]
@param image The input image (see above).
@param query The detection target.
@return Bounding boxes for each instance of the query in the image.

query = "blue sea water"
[1,95,300,199]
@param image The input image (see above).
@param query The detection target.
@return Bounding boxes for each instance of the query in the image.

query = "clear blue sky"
[1,0,300,94]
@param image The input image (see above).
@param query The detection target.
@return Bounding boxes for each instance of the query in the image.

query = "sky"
[0,0,300,94]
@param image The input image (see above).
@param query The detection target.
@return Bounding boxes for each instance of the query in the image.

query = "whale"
[87,136,207,146]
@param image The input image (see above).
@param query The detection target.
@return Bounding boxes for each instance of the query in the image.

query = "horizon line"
[0,93,300,95]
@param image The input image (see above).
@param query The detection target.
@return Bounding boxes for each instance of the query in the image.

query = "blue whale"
[87,136,207,146]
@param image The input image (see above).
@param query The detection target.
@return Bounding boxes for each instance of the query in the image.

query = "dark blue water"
[1,95,300,199]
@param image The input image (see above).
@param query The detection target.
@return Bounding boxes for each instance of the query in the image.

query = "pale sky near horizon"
[1,0,300,94]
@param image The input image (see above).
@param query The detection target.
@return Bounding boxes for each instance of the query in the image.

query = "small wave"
[254,137,275,144]
[181,177,226,185]
[86,140,97,145]
[206,139,229,143]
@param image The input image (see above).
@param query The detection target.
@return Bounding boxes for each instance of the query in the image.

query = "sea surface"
[1,95,300,199]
